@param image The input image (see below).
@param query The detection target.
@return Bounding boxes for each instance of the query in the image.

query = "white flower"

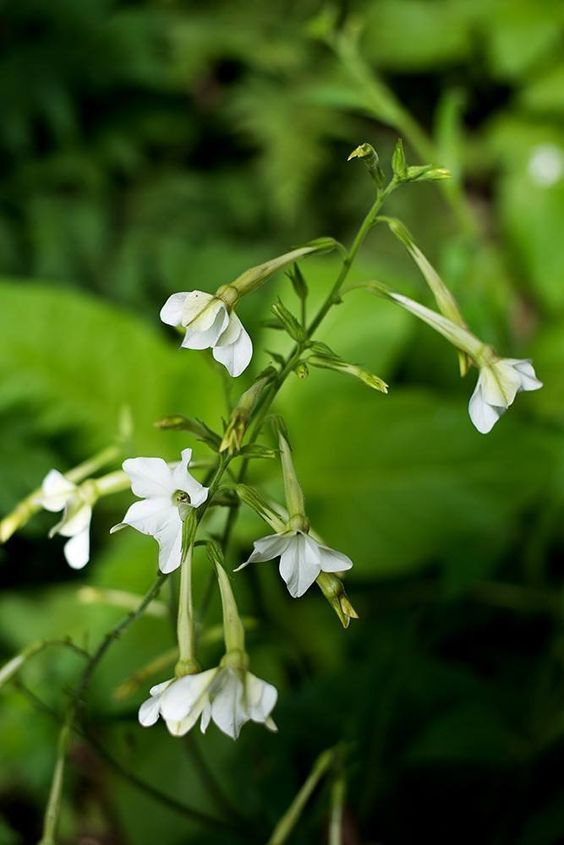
[160,290,252,377]
[237,530,353,598]
[388,293,543,434]
[37,470,93,569]
[113,449,208,574]
[469,358,543,434]
[139,666,277,740]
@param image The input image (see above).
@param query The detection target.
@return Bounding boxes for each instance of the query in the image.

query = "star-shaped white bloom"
[160,290,253,377]
[237,530,353,598]
[139,666,277,740]
[469,358,543,434]
[37,470,93,569]
[113,449,208,574]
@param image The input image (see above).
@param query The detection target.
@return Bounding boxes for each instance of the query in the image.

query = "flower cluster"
[139,665,277,740]
[1,143,544,761]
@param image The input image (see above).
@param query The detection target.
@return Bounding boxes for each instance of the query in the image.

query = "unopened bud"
[294,361,309,379]
[235,484,287,532]
[317,572,359,629]
[309,355,388,393]
[220,371,275,455]
[348,143,386,188]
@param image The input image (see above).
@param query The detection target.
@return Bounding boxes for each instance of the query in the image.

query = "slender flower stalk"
[265,749,335,845]
[175,513,199,676]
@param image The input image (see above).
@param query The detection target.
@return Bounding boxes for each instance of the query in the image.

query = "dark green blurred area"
[1,1,564,843]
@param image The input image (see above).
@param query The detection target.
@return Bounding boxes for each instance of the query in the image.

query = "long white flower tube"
[388,292,543,434]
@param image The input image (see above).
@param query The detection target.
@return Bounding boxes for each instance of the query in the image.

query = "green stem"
[176,541,197,673]
[16,682,242,836]
[329,776,346,845]
[37,713,72,845]
[265,749,334,845]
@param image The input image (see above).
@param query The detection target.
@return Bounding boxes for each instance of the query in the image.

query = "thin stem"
[37,712,72,845]
[219,181,397,561]
[329,776,346,845]
[265,749,334,845]
[36,574,168,843]
[176,543,196,670]
[16,682,242,836]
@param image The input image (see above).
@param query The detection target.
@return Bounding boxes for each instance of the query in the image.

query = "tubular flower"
[37,470,94,569]
[139,666,277,740]
[237,530,353,598]
[112,449,208,574]
[468,358,543,434]
[387,293,543,434]
[160,290,252,377]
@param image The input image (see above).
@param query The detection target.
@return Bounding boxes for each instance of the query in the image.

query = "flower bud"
[155,416,222,450]
[316,572,359,628]
[220,371,275,455]
[308,355,388,393]
[347,142,386,187]
[235,484,287,532]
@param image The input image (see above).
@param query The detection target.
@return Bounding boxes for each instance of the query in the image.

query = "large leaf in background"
[278,385,552,581]
[0,280,223,459]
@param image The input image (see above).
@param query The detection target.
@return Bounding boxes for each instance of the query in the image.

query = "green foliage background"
[1,1,564,843]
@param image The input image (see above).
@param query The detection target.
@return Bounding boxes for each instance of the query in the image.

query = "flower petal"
[171,448,208,507]
[210,668,246,740]
[215,312,243,347]
[63,527,90,569]
[121,498,183,573]
[481,363,521,407]
[138,681,172,727]
[507,359,543,392]
[182,303,228,350]
[160,292,189,326]
[213,320,253,377]
[121,497,175,536]
[317,543,353,573]
[156,515,184,574]
[58,503,92,538]
[160,670,217,722]
[246,672,278,725]
[122,457,174,498]
[468,380,504,434]
[181,292,220,329]
[234,533,294,571]
[278,533,321,598]
[39,470,76,512]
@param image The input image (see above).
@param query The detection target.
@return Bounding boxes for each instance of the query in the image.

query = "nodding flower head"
[160,290,252,377]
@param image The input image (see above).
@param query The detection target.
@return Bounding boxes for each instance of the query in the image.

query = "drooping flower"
[139,665,277,740]
[37,470,94,569]
[112,449,208,574]
[468,358,543,434]
[386,292,543,434]
[160,290,252,377]
[237,530,353,598]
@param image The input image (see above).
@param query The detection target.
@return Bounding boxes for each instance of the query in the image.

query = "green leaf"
[0,280,223,459]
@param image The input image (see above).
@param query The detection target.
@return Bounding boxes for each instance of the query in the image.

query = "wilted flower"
[469,357,543,434]
[160,290,252,377]
[237,530,353,598]
[139,665,277,740]
[112,449,208,574]
[37,470,94,569]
